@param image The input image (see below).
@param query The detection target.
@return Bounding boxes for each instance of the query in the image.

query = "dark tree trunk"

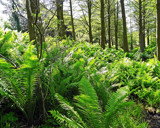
[130,19,133,50]
[70,0,76,40]
[120,0,129,52]
[114,0,118,50]
[147,27,149,45]
[107,0,111,48]
[139,0,144,52]
[88,0,93,43]
[100,0,106,49]
[142,0,146,48]
[156,0,160,60]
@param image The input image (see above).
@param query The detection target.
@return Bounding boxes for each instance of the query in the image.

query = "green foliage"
[0,42,39,123]
[50,77,145,128]
[0,29,154,127]
[0,112,18,128]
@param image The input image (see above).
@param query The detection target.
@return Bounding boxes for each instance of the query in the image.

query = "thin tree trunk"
[139,0,144,52]
[114,0,118,50]
[147,27,149,45]
[88,0,93,43]
[70,0,76,40]
[100,0,106,49]
[130,19,133,50]
[107,0,111,48]
[120,0,129,52]
[156,0,160,60]
[142,0,146,48]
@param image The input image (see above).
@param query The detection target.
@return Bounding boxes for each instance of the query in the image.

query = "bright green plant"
[0,43,39,123]
[50,77,139,128]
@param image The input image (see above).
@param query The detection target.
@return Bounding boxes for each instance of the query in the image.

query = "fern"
[50,78,135,128]
[50,94,86,128]
[0,43,38,123]
[74,77,103,128]
[50,110,84,128]
[104,86,134,127]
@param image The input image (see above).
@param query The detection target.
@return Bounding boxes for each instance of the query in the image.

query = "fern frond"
[54,93,86,127]
[50,110,84,128]
[104,86,134,127]
[74,77,104,128]
[78,77,98,101]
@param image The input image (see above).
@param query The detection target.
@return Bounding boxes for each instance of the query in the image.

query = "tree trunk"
[156,0,160,60]
[139,0,144,52]
[120,0,129,52]
[142,0,146,48]
[69,0,76,40]
[107,0,111,48]
[147,27,149,45]
[100,0,106,49]
[88,0,93,43]
[26,0,36,42]
[114,0,118,50]
[130,19,133,50]
[56,0,65,38]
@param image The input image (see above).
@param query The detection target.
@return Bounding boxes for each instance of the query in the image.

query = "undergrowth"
[0,29,157,127]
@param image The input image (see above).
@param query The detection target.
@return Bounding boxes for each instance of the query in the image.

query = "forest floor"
[145,112,160,128]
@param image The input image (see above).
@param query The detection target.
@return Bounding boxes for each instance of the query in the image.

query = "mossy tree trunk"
[56,0,65,38]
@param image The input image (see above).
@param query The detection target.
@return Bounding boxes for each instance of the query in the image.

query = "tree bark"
[147,27,149,45]
[70,0,76,40]
[107,0,111,48]
[139,0,144,52]
[88,0,93,43]
[114,0,118,50]
[156,0,160,60]
[142,0,146,48]
[130,19,133,50]
[100,0,106,49]
[26,0,36,42]
[56,0,65,38]
[120,0,129,52]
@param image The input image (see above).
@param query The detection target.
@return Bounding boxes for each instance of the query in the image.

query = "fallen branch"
[0,54,17,69]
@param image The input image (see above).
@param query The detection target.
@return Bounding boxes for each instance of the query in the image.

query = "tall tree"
[56,0,65,38]
[26,0,36,42]
[107,0,111,48]
[139,0,144,52]
[156,0,160,60]
[87,0,93,43]
[130,18,133,50]
[120,0,129,52]
[100,0,106,49]
[69,0,76,40]
[114,0,119,50]
[142,0,146,48]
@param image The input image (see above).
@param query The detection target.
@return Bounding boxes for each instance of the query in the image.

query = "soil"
[145,109,160,128]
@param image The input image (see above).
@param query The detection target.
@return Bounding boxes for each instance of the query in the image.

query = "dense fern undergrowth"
[0,29,159,127]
